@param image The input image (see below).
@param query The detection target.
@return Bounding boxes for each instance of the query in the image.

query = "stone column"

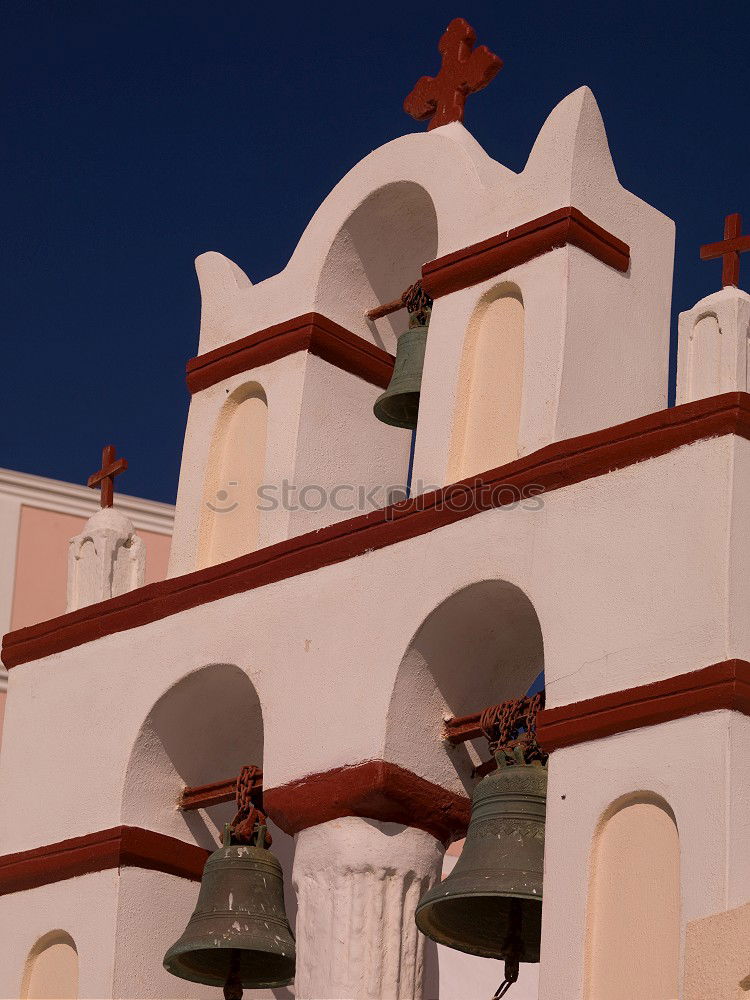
[292,816,443,1000]
[67,507,145,611]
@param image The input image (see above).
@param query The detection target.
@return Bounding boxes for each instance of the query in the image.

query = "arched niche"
[21,930,78,999]
[199,382,268,569]
[384,579,544,794]
[687,312,722,401]
[315,181,439,352]
[122,663,264,849]
[448,284,525,482]
[585,792,680,1000]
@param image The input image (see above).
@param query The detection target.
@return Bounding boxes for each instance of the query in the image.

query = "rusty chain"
[479,692,547,766]
[402,280,433,327]
[228,765,271,847]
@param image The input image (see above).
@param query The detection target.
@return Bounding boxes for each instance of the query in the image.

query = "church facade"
[1,18,749,1000]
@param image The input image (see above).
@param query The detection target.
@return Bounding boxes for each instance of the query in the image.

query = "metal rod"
[366,296,407,320]
[443,711,484,745]
[180,770,263,811]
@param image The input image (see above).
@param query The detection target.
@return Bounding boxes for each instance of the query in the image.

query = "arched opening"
[449,285,525,482]
[385,580,544,1000]
[687,312,722,401]
[316,181,439,353]
[22,931,78,999]
[385,579,544,792]
[585,793,680,1000]
[315,181,439,498]
[199,382,268,569]
[122,665,296,999]
[122,663,264,848]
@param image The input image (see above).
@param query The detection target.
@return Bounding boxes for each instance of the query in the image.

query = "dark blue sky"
[2,1,749,504]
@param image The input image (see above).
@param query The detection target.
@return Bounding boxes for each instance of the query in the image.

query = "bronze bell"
[373,319,428,429]
[415,752,547,989]
[373,284,432,430]
[164,824,295,996]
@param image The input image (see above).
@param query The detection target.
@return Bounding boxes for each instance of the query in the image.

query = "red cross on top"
[87,444,127,508]
[700,213,750,289]
[404,18,503,131]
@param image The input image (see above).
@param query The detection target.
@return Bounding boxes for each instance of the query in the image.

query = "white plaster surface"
[169,351,411,576]
[1,431,747,997]
[0,870,119,999]
[0,434,743,854]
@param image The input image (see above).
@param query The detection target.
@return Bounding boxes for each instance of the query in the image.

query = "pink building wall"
[0,503,171,749]
[10,505,171,630]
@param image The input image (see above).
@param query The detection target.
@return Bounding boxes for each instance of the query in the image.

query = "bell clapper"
[492,897,524,997]
[223,949,243,1000]
[492,955,519,998]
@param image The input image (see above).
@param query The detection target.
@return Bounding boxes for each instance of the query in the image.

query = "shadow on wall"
[384,578,545,795]
[122,663,265,849]
[316,180,439,351]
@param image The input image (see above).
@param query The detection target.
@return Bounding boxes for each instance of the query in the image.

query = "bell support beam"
[179,770,263,811]
[443,710,485,745]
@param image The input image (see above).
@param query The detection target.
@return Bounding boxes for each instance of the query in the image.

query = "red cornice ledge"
[537,659,750,753]
[186,313,395,394]
[0,826,209,897]
[421,206,630,300]
[264,760,471,846]
[5,392,750,670]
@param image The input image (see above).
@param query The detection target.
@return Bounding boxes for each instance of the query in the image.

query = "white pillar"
[292,816,443,1000]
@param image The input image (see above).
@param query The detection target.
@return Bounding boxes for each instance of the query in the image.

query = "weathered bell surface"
[415,758,546,965]
[163,829,295,991]
[373,323,428,429]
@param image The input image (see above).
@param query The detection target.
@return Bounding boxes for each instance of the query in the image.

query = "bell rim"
[373,390,420,429]
[414,894,542,963]
[163,937,296,990]
[163,952,295,990]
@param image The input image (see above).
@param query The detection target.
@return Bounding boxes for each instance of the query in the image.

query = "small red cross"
[700,213,750,289]
[404,18,503,131]
[87,444,128,508]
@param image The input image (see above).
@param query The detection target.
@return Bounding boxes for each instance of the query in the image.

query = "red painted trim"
[421,207,630,299]
[0,826,209,897]
[186,313,395,394]
[537,659,750,752]
[4,392,750,670]
[264,760,471,846]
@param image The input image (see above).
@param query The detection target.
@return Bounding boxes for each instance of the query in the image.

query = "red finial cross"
[404,18,503,131]
[87,444,127,508]
[700,213,750,289]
